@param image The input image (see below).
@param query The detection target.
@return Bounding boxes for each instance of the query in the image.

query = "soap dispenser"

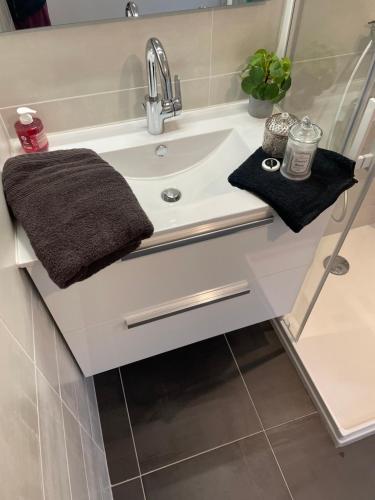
[15,107,49,153]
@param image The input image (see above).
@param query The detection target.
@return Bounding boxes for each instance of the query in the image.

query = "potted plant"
[241,49,292,119]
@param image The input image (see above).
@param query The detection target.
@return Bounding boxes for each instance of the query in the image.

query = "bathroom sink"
[14,102,274,265]
[100,127,260,229]
[101,129,238,179]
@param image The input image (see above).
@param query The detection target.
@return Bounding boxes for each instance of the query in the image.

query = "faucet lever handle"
[173,75,182,116]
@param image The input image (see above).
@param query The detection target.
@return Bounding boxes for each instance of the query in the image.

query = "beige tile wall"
[0,1,284,137]
[0,183,111,499]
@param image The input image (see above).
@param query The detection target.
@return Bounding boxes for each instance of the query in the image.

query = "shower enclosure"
[276,0,375,445]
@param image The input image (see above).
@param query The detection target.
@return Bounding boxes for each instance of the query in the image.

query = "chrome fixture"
[161,188,181,203]
[144,38,182,135]
[155,144,168,157]
[125,1,139,17]
[323,255,350,276]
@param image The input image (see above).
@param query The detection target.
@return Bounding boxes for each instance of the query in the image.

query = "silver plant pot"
[248,96,274,119]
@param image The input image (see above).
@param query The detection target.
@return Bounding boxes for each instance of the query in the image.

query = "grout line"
[0,312,34,365]
[111,476,141,488]
[54,327,74,500]
[264,410,318,433]
[118,368,147,500]
[294,50,372,65]
[224,334,295,500]
[32,293,46,500]
[79,424,92,500]
[0,73,236,113]
[0,110,11,141]
[35,356,105,456]
[60,396,74,500]
[207,9,214,105]
[140,430,263,478]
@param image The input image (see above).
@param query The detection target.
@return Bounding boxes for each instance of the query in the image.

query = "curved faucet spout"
[146,38,173,101]
[144,37,183,135]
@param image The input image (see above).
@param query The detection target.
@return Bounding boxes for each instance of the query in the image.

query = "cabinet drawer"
[64,265,309,376]
[28,213,326,336]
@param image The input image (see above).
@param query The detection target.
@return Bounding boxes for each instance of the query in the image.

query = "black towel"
[2,149,154,288]
[228,147,357,233]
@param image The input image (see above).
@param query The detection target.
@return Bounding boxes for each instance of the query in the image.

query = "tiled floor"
[94,321,375,500]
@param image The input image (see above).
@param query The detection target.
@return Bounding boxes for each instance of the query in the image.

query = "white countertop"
[12,101,274,267]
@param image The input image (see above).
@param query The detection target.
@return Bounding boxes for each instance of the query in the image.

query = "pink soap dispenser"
[15,107,49,153]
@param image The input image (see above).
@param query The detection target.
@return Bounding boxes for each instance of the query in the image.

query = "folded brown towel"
[2,149,154,288]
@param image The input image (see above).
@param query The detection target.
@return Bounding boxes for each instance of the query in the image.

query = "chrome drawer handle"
[124,280,250,328]
[122,216,273,261]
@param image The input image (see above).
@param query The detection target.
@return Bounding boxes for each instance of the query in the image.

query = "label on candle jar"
[290,151,312,174]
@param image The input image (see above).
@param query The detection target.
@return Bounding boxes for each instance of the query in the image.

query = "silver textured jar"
[262,112,299,158]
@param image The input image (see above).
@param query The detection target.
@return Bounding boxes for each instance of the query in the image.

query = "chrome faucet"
[144,38,182,135]
[125,2,139,17]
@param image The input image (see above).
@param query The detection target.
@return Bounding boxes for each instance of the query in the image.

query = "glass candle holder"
[281,116,323,181]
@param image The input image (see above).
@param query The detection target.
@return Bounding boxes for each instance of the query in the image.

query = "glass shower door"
[283,97,375,341]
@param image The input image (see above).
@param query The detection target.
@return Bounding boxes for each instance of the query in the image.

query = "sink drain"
[323,255,350,275]
[161,188,181,203]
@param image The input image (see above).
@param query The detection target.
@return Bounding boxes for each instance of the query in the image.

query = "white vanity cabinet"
[26,212,328,376]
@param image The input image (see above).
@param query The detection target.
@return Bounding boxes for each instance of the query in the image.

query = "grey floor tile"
[143,433,290,500]
[227,322,315,428]
[94,369,139,484]
[112,479,144,500]
[268,413,375,500]
[122,335,261,473]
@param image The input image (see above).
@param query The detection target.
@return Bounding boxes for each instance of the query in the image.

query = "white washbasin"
[13,101,274,266]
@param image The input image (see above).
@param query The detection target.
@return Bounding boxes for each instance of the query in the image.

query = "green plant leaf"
[255,48,267,55]
[241,76,255,95]
[264,82,280,100]
[272,90,286,103]
[251,86,261,100]
[281,57,292,74]
[281,76,292,91]
[257,83,268,100]
[248,66,265,86]
[249,53,264,67]
[269,60,285,81]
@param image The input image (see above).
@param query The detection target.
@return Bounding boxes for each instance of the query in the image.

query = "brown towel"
[2,149,154,288]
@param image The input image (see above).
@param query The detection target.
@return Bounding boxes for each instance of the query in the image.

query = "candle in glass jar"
[281,116,323,181]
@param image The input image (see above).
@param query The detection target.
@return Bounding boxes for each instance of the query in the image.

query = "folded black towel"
[228,147,357,233]
[2,149,154,288]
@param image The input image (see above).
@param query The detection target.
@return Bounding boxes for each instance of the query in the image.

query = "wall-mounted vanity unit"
[14,102,331,376]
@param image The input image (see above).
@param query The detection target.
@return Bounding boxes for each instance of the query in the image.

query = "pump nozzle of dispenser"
[17,107,37,125]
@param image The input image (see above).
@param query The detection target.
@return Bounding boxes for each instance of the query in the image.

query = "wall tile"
[37,370,71,500]
[0,86,146,137]
[63,406,90,500]
[86,377,105,451]
[56,329,81,417]
[76,374,93,436]
[209,72,246,106]
[32,292,59,392]
[292,0,375,61]
[211,1,285,75]
[0,267,33,357]
[0,320,43,500]
[1,77,210,137]
[82,430,112,500]
[0,10,211,107]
